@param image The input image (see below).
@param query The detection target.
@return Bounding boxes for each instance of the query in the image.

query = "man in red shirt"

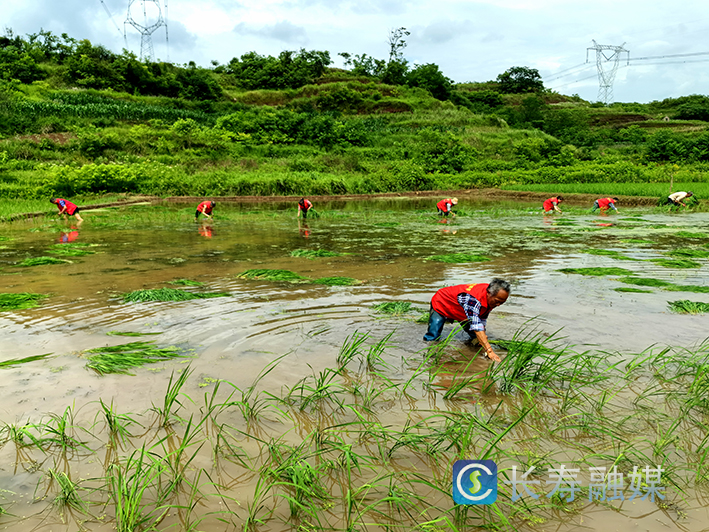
[423,278,511,362]
[50,198,83,223]
[196,200,216,220]
[591,197,619,213]
[543,196,563,214]
[297,198,313,219]
[436,197,458,217]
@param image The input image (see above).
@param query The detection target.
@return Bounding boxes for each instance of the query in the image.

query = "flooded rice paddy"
[1,196,709,531]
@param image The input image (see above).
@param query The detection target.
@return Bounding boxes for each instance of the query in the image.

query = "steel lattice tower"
[586,40,629,104]
[124,0,168,61]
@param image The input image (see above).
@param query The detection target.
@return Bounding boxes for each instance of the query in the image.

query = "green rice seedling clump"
[122,288,229,303]
[621,239,653,244]
[664,284,709,293]
[581,249,638,260]
[0,292,48,311]
[237,269,306,282]
[17,256,69,267]
[676,231,706,238]
[652,258,701,269]
[0,353,53,368]
[614,287,653,293]
[618,277,672,287]
[168,279,205,286]
[290,249,340,258]
[427,253,490,263]
[373,222,401,227]
[372,302,419,315]
[558,267,634,276]
[312,276,359,286]
[84,341,186,375]
[667,248,709,259]
[48,244,96,257]
[668,300,709,314]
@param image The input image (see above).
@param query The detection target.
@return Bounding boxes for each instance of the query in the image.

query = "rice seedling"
[97,399,138,445]
[0,352,53,368]
[618,276,671,287]
[675,231,706,238]
[664,284,709,293]
[107,446,170,532]
[371,301,421,316]
[0,292,49,311]
[153,367,194,428]
[373,222,401,227]
[168,279,205,286]
[227,355,285,424]
[84,341,187,375]
[621,239,654,244]
[106,331,162,337]
[558,267,634,276]
[157,416,206,496]
[668,300,709,314]
[0,422,45,448]
[17,256,70,267]
[43,406,91,453]
[427,253,490,263]
[614,287,653,293]
[290,249,340,258]
[311,276,360,286]
[46,468,90,517]
[581,249,638,261]
[237,269,306,282]
[366,332,395,372]
[667,248,709,259]
[337,331,369,369]
[122,288,230,303]
[48,245,95,257]
[652,258,702,269]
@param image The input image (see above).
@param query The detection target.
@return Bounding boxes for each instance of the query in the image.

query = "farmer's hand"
[485,347,501,362]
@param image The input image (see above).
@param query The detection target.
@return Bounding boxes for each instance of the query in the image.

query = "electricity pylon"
[124,0,168,61]
[586,40,629,104]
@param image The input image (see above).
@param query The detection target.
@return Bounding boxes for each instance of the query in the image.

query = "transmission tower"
[586,40,629,104]
[124,0,169,62]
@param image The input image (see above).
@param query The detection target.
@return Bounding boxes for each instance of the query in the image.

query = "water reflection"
[198,221,214,239]
[58,228,79,243]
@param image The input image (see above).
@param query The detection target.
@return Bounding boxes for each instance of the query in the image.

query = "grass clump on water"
[558,267,634,276]
[652,258,701,269]
[237,269,306,282]
[582,249,638,260]
[619,277,709,293]
[312,276,359,286]
[667,248,709,259]
[668,300,709,314]
[0,353,53,368]
[427,253,490,263]
[675,231,706,239]
[84,341,186,375]
[122,288,230,303]
[48,244,96,257]
[0,292,48,311]
[614,287,653,293]
[17,256,69,267]
[290,249,340,258]
[621,238,653,244]
[168,279,205,286]
[372,302,420,315]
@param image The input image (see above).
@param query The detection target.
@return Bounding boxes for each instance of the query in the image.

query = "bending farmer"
[437,197,458,217]
[543,196,563,214]
[592,197,619,213]
[50,198,83,223]
[666,191,693,207]
[423,279,511,362]
[196,200,216,220]
[297,198,313,219]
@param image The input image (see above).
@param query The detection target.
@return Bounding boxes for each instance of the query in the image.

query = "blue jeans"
[424,308,450,341]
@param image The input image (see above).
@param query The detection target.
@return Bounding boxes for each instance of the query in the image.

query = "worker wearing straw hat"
[436,197,458,217]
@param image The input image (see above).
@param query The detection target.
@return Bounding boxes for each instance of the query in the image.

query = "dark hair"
[299,198,306,207]
[487,278,511,296]
[50,198,57,203]
[210,201,216,206]
[557,195,564,201]
[612,197,619,201]
[687,191,694,196]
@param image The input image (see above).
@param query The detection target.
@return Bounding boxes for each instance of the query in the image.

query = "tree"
[406,63,452,100]
[496,66,544,94]
[387,27,410,62]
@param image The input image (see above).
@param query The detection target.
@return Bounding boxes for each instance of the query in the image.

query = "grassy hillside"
[2,29,709,206]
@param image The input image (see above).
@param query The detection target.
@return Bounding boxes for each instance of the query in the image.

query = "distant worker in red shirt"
[591,197,619,213]
[195,200,216,220]
[543,195,563,214]
[437,197,458,217]
[50,198,83,223]
[297,198,313,219]
[423,278,511,362]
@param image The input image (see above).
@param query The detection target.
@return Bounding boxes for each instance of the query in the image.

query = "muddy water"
[1,198,709,531]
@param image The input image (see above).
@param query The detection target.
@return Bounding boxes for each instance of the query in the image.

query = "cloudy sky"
[4,0,709,103]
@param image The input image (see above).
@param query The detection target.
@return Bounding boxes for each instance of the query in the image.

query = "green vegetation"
[0,292,47,310]
[667,248,709,258]
[675,231,707,239]
[311,276,359,286]
[652,258,702,269]
[83,341,186,375]
[0,352,53,368]
[372,302,420,315]
[48,243,96,256]
[122,288,230,303]
[290,249,341,258]
[668,300,709,314]
[168,279,205,286]
[558,267,634,276]
[582,249,638,260]
[614,287,653,293]
[17,256,69,267]
[237,269,306,282]
[619,276,709,293]
[427,253,490,263]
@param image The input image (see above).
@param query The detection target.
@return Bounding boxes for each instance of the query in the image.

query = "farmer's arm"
[57,201,67,215]
[458,293,500,362]
[554,202,562,213]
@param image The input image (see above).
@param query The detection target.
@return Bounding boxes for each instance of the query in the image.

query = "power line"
[97,0,123,37]
[629,51,709,62]
[544,64,595,83]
